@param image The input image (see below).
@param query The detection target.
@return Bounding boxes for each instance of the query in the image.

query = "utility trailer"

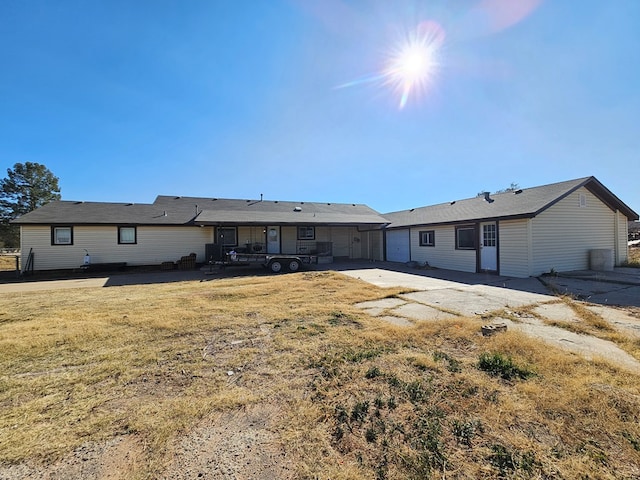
[210,252,318,273]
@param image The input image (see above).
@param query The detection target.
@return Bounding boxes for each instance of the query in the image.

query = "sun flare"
[335,20,445,110]
[384,21,445,108]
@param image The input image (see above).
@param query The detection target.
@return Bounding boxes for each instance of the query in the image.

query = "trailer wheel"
[269,260,283,273]
[287,259,301,272]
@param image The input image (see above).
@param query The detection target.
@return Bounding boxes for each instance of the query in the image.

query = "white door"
[266,226,280,254]
[480,222,497,271]
[386,229,410,262]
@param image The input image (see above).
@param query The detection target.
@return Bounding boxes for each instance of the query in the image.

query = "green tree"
[0,162,61,247]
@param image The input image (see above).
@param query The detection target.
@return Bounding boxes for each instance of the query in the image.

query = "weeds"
[488,444,539,476]
[478,352,536,380]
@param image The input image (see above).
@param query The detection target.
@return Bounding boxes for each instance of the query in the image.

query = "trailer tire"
[287,259,301,272]
[269,260,283,273]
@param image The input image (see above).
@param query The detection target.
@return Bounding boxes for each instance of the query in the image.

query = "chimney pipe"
[483,192,494,203]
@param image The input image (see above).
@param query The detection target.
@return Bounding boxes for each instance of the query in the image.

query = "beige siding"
[499,219,531,277]
[531,187,616,275]
[21,225,213,271]
[409,226,476,273]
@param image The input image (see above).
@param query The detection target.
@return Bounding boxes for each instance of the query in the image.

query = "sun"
[334,20,446,110]
[383,21,445,109]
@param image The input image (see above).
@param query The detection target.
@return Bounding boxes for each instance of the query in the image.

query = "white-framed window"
[51,226,73,245]
[118,226,137,244]
[419,230,435,247]
[297,226,315,240]
[455,226,476,250]
[217,227,237,246]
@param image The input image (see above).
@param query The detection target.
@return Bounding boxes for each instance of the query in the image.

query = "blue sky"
[1,0,638,214]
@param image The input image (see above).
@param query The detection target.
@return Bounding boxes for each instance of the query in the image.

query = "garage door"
[386,229,410,262]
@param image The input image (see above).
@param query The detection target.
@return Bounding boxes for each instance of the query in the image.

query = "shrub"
[478,352,535,380]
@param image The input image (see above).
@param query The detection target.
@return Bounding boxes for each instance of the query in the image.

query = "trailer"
[210,251,318,273]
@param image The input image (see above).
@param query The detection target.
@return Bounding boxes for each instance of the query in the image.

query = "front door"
[480,222,497,271]
[266,226,280,254]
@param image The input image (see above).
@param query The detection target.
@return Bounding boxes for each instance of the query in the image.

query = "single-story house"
[383,176,638,277]
[12,196,389,271]
[12,176,638,277]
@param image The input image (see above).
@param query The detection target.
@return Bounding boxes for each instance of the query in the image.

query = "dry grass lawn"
[1,271,639,479]
[0,255,18,272]
[627,246,640,267]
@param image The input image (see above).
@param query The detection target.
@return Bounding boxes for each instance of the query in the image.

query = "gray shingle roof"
[383,177,638,228]
[12,177,637,227]
[11,200,191,225]
[13,196,389,227]
[154,196,389,226]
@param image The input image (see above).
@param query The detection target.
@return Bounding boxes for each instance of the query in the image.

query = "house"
[12,196,389,271]
[383,177,638,277]
[12,176,638,277]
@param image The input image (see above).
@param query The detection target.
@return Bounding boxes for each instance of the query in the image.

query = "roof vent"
[174,196,181,200]
[450,201,456,205]
[513,189,523,194]
[293,206,302,212]
[410,208,415,212]
[483,192,494,203]
[75,201,84,204]
[212,198,217,201]
[126,203,134,206]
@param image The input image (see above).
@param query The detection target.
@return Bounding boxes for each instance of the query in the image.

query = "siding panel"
[21,225,213,270]
[531,188,615,275]
[410,226,476,272]
[499,219,531,277]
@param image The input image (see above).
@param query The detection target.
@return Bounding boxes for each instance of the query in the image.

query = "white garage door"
[386,229,410,262]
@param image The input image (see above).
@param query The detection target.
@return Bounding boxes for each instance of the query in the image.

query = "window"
[419,230,435,246]
[297,226,315,240]
[118,226,137,244]
[217,227,237,246]
[482,224,496,247]
[456,226,476,250]
[51,226,73,245]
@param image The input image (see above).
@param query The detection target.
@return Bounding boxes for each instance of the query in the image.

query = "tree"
[0,162,61,247]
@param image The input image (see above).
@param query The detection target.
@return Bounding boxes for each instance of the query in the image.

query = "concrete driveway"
[330,262,640,372]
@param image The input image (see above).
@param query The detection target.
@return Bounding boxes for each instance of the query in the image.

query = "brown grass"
[1,271,639,479]
[627,246,640,267]
[0,255,18,272]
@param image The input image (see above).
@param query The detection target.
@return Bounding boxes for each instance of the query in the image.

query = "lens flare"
[383,21,445,109]
[335,21,445,110]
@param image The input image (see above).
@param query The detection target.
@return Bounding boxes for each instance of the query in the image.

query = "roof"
[12,177,637,228]
[155,196,389,226]
[12,195,389,227]
[383,176,639,228]
[10,200,191,225]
